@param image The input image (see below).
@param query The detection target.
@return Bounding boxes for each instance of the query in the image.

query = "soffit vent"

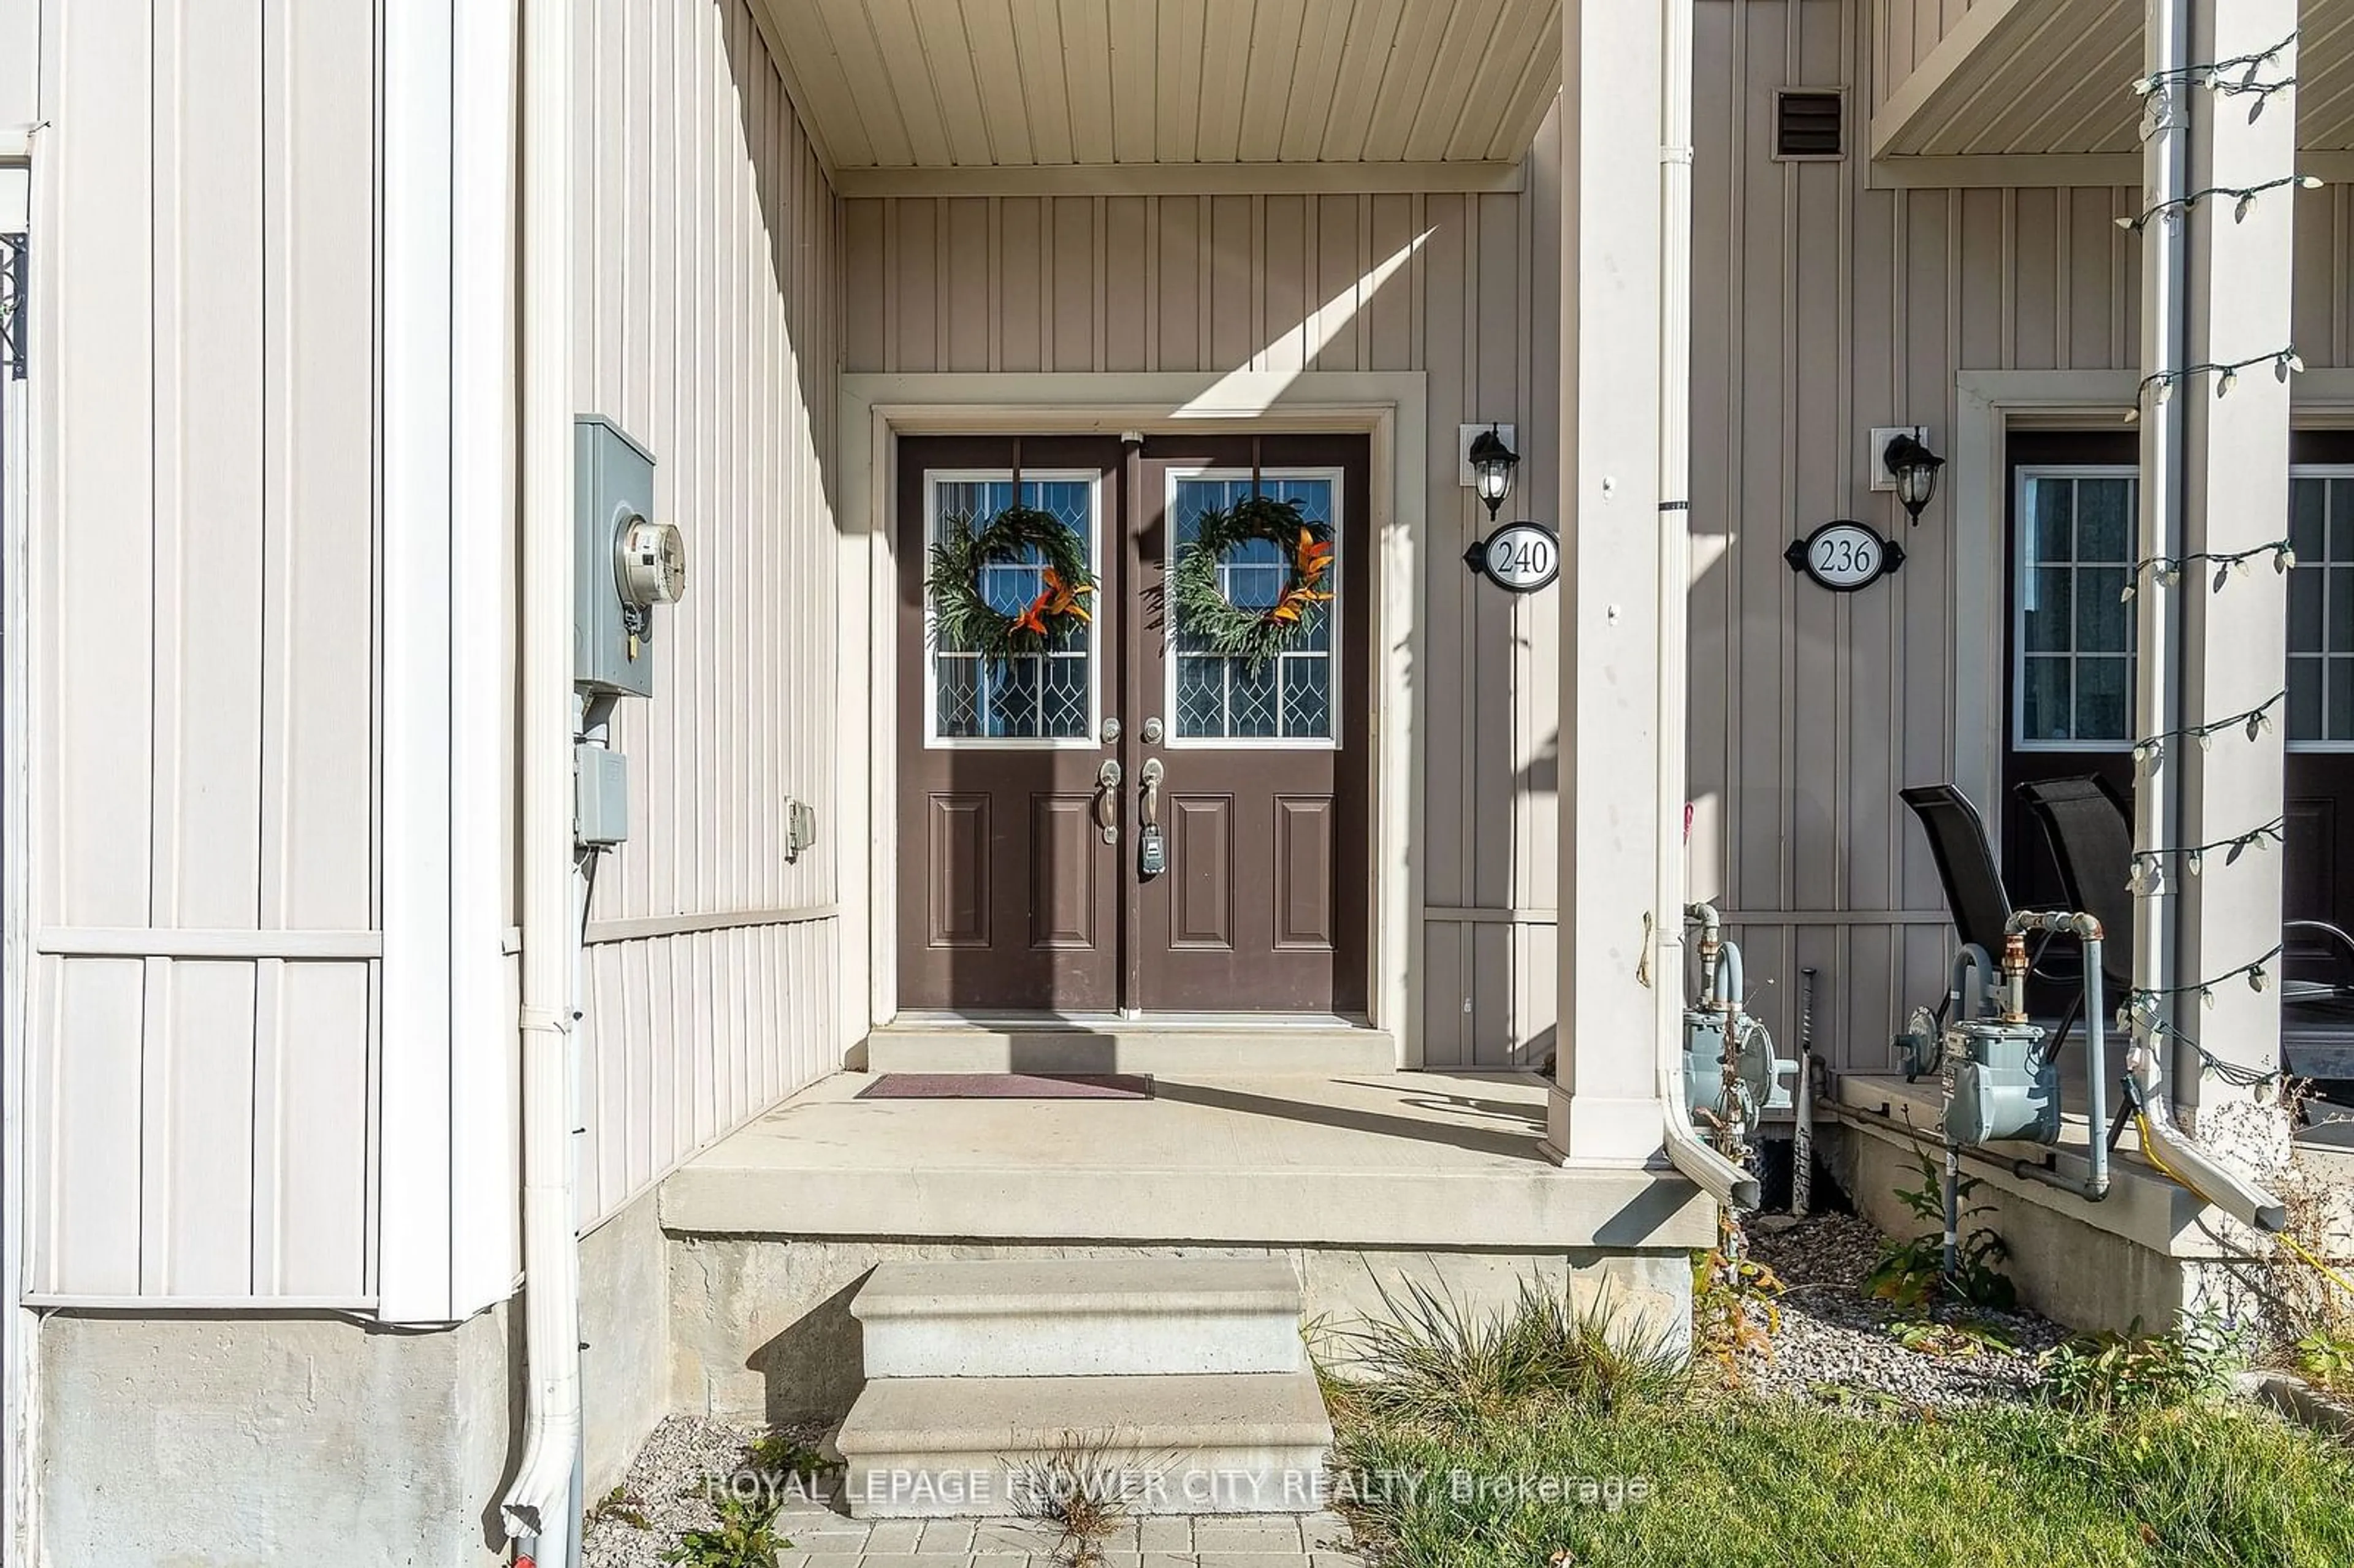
[1775,90,1845,160]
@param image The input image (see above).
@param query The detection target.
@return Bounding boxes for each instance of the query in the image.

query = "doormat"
[856,1072,1154,1100]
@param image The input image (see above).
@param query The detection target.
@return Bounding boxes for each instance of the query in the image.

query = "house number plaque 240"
[1463,521,1562,594]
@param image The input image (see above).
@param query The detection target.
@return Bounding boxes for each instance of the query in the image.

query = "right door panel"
[1133,436,1371,1014]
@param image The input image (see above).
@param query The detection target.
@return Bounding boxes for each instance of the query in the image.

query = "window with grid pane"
[2014,470,2137,749]
[2288,472,2354,750]
[1168,474,1339,744]
[927,474,1095,742]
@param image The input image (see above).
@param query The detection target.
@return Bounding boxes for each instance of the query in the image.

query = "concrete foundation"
[669,1235,1692,1425]
[36,1305,517,1568]
[32,1184,669,1567]
[1830,1113,2203,1331]
[579,1187,672,1496]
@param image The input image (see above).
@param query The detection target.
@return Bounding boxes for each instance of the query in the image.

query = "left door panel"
[896,436,1125,1011]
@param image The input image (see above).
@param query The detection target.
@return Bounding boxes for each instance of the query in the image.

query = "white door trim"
[836,371,1429,1065]
[1952,368,2354,839]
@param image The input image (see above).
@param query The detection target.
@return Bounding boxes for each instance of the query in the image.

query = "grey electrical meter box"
[576,416,661,697]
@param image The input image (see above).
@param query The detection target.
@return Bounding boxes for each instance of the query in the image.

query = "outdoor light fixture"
[1881,431,1945,525]
[1468,424,1519,521]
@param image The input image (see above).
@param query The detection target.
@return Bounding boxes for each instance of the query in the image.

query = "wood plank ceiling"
[756,0,1564,180]
[1880,0,2354,158]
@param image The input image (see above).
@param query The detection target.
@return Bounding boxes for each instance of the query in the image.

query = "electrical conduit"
[501,0,582,1558]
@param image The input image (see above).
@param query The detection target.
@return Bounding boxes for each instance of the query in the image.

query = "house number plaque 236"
[1784,519,1906,593]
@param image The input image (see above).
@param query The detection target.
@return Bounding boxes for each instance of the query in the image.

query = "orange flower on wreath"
[1267,528,1335,625]
[1013,566,1093,636]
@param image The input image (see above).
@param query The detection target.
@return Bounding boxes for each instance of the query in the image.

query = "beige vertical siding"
[842,0,2354,1073]
[570,0,844,1230]
[1873,0,1987,113]
[28,0,379,1299]
[1694,0,2345,1070]
[843,153,1567,1068]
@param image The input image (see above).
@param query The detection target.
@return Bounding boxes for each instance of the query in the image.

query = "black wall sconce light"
[1879,430,1945,525]
[1467,424,1520,521]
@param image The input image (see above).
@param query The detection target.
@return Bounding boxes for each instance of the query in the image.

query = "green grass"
[1331,1388,2354,1568]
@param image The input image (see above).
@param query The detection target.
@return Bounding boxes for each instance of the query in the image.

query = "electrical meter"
[575,416,672,698]
[615,516,688,607]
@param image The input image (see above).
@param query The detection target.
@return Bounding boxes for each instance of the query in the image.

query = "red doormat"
[855,1072,1154,1100]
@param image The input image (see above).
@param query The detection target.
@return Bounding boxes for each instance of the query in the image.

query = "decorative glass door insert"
[925,471,1099,744]
[1167,471,1342,745]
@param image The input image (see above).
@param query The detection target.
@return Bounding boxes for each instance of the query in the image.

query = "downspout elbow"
[1658,1037,1759,1209]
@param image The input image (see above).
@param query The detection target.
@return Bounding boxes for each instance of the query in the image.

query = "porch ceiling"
[1874,0,2354,161]
[756,0,1563,188]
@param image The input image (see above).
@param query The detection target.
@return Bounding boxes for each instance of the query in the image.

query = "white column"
[1545,0,1670,1166]
[2168,1,2298,1137]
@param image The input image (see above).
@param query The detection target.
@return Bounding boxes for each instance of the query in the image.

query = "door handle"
[1095,760,1122,845]
[1139,758,1162,829]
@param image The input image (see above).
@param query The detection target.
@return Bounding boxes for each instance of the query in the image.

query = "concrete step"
[853,1257,1306,1378]
[864,1018,1395,1075]
[834,1371,1335,1517]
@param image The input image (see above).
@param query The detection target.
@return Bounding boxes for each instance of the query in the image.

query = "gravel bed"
[1731,1212,2071,1408]
[584,1415,836,1568]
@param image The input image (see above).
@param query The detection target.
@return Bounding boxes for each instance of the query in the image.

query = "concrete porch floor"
[660,1069,1715,1252]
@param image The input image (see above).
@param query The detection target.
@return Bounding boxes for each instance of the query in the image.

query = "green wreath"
[1168,496,1335,672]
[926,506,1096,661]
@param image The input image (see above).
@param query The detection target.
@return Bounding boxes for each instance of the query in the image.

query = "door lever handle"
[1139,758,1162,828]
[1094,760,1122,844]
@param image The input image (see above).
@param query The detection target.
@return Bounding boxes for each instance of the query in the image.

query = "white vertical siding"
[28,0,378,1300]
[570,0,844,1231]
[0,0,37,136]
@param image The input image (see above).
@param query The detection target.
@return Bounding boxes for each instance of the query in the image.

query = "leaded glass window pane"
[1168,473,1339,743]
[928,474,1096,742]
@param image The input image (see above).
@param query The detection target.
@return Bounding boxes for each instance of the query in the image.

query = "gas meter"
[1943,1016,2059,1146]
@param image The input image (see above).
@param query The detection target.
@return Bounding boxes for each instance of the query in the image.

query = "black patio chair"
[1899,784,2076,1030]
[2013,775,2135,1056]
[2016,772,2354,1090]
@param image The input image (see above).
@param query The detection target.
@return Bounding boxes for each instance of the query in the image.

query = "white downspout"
[2125,0,2285,1236]
[501,0,582,1555]
[1655,0,1756,1211]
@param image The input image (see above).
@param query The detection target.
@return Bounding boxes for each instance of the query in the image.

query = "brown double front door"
[896,433,1371,1016]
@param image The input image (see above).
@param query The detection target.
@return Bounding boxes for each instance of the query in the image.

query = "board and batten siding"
[842,143,1569,1068]
[570,0,845,1232]
[1872,0,1986,113]
[22,0,845,1305]
[1691,0,2352,1071]
[26,0,379,1301]
[842,0,2354,1072]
